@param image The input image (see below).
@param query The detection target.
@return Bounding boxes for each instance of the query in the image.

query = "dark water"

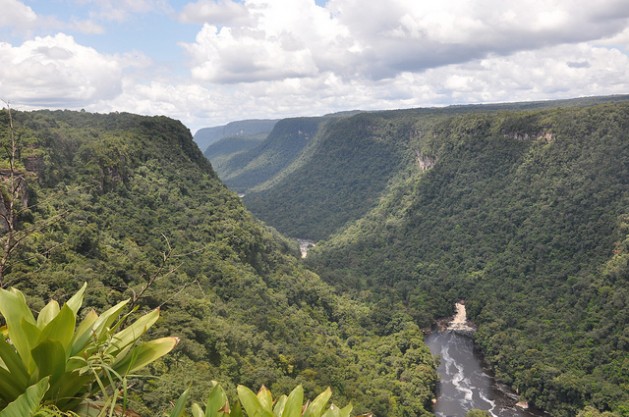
[425,331,543,417]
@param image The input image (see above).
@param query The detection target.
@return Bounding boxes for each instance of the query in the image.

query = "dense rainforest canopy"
[215,97,629,417]
[3,96,629,417]
[0,109,436,416]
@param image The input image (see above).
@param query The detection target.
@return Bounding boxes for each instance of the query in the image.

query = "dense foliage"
[243,113,416,240]
[0,284,177,414]
[0,109,436,416]
[303,101,629,417]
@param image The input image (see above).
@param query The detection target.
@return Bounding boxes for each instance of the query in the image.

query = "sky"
[1,0,629,133]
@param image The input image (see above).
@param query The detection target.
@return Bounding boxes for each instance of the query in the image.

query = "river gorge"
[425,304,544,417]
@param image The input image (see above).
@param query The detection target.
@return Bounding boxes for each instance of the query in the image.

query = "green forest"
[209,97,629,417]
[2,97,629,417]
[0,109,436,416]
[303,102,629,417]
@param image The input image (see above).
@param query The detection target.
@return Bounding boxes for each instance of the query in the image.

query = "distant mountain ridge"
[203,111,364,195]
[194,119,278,152]
[209,117,329,193]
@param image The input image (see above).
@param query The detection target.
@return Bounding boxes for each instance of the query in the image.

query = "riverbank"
[426,303,543,417]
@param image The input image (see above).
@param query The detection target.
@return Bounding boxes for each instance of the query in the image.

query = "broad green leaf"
[0,288,37,371]
[204,382,228,417]
[237,385,273,417]
[321,405,338,417]
[303,388,332,417]
[192,403,205,417]
[47,371,93,410]
[106,308,160,356]
[90,299,130,340]
[322,403,352,417]
[257,386,273,413]
[231,399,244,417]
[31,340,66,384]
[0,366,24,404]
[282,385,303,417]
[70,309,99,356]
[273,395,287,417]
[0,377,49,417]
[0,336,29,388]
[36,300,60,329]
[71,300,129,355]
[168,389,190,417]
[337,403,352,417]
[112,337,178,375]
[66,282,87,315]
[19,320,41,373]
[37,304,76,354]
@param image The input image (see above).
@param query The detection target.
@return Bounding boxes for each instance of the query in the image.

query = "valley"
[206,96,629,417]
[1,96,628,417]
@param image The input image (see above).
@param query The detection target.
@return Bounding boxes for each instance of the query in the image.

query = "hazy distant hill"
[205,111,366,196]
[212,117,328,193]
[194,119,277,151]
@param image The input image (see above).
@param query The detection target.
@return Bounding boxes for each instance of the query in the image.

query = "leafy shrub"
[0,284,178,415]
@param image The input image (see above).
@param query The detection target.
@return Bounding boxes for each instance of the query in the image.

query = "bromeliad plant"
[236,385,353,417]
[169,383,355,417]
[0,283,178,415]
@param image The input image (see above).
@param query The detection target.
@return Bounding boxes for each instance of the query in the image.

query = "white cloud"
[181,0,355,83]
[0,0,105,36]
[395,42,629,105]
[179,0,252,26]
[181,0,629,83]
[0,0,37,32]
[0,34,123,107]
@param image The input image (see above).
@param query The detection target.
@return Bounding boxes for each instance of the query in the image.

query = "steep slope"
[243,112,417,239]
[0,109,436,417]
[204,131,269,177]
[306,102,629,417]
[194,119,277,152]
[214,117,326,193]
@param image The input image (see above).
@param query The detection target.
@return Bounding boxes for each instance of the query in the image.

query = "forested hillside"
[243,112,415,239]
[209,117,327,193]
[0,109,437,416]
[304,101,629,417]
[236,96,629,241]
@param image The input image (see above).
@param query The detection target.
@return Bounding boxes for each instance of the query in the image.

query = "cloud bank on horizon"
[1,0,629,131]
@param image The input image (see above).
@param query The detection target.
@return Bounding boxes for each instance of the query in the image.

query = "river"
[425,304,544,417]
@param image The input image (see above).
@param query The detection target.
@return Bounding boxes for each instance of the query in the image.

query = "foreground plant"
[168,384,356,417]
[0,283,178,415]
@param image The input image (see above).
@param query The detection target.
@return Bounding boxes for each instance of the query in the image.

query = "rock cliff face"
[416,152,436,171]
